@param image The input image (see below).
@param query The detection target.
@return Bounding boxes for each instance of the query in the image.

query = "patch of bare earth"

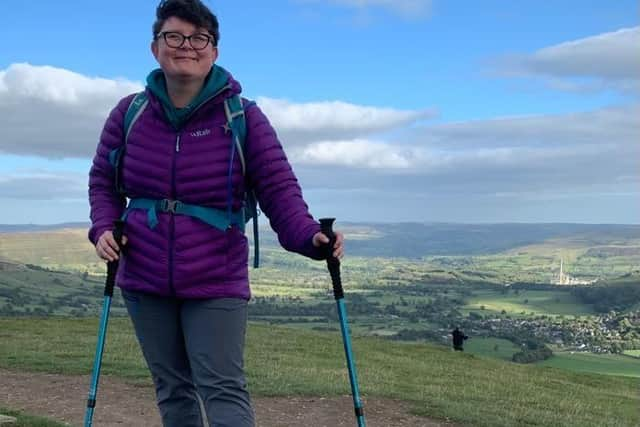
[0,369,456,426]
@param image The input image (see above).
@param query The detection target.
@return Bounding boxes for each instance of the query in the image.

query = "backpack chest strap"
[123,198,245,232]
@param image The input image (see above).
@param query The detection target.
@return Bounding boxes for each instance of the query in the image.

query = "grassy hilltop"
[1,222,639,425]
[0,317,638,427]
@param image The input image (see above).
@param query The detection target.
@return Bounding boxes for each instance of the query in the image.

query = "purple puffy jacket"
[88,72,323,299]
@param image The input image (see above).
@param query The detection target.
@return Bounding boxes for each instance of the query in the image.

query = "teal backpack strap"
[224,95,260,267]
[109,92,149,194]
[124,92,149,144]
[224,95,247,174]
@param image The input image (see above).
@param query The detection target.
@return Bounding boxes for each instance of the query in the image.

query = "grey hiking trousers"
[122,289,255,427]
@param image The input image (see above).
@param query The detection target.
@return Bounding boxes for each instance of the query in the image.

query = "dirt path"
[0,369,456,427]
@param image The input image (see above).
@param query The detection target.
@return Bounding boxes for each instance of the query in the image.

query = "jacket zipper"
[166,85,230,296]
[168,133,180,296]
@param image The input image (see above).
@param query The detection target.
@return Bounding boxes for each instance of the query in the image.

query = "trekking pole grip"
[319,218,344,300]
[105,220,125,297]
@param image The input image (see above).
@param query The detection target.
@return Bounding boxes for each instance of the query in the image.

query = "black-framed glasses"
[156,31,215,50]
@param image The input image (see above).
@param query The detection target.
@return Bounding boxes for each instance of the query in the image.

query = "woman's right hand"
[95,230,128,262]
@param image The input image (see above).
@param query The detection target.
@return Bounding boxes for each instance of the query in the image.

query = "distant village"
[460,309,640,355]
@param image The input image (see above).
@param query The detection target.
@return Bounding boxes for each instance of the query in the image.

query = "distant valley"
[1,221,639,378]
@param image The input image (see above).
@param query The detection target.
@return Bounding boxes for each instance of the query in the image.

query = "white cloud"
[0,170,86,200]
[0,63,637,223]
[0,70,7,92]
[293,104,639,200]
[294,140,414,169]
[0,63,143,159]
[0,63,431,159]
[1,63,141,113]
[495,27,640,94]
[258,97,435,145]
[421,105,639,149]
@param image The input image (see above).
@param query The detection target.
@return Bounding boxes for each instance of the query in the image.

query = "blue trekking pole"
[84,220,124,427]
[320,218,366,427]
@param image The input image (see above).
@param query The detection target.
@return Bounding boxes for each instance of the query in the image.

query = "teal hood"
[146,65,230,129]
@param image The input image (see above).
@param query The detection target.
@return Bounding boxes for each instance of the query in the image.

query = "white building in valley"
[553,259,598,285]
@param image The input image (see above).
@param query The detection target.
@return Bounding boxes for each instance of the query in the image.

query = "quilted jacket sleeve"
[87,95,134,245]
[244,103,325,260]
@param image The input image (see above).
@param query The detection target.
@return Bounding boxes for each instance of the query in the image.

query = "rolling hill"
[1,222,639,263]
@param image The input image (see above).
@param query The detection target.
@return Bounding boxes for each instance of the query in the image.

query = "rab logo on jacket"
[190,129,211,137]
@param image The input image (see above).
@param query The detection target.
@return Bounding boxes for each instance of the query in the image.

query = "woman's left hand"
[312,230,345,259]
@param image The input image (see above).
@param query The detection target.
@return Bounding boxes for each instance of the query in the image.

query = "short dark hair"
[153,0,219,46]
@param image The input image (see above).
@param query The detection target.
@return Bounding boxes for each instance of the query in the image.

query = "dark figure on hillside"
[452,327,468,351]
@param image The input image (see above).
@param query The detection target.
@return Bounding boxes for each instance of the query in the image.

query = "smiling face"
[151,16,218,83]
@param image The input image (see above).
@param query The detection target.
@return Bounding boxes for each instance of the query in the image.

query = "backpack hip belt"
[122,198,245,231]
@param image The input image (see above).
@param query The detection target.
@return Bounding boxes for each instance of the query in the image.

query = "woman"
[88,1,344,425]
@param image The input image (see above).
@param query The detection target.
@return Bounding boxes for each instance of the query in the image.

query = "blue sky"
[0,0,638,224]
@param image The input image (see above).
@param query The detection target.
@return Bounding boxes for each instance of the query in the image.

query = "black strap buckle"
[160,199,180,214]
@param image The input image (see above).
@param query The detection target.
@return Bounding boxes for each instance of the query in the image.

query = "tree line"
[573,282,640,312]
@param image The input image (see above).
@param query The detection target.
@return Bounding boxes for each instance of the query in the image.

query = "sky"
[0,0,638,224]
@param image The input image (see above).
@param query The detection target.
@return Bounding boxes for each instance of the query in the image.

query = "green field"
[538,352,640,378]
[1,317,638,427]
[0,228,102,273]
[624,350,640,358]
[464,337,522,361]
[464,289,595,317]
